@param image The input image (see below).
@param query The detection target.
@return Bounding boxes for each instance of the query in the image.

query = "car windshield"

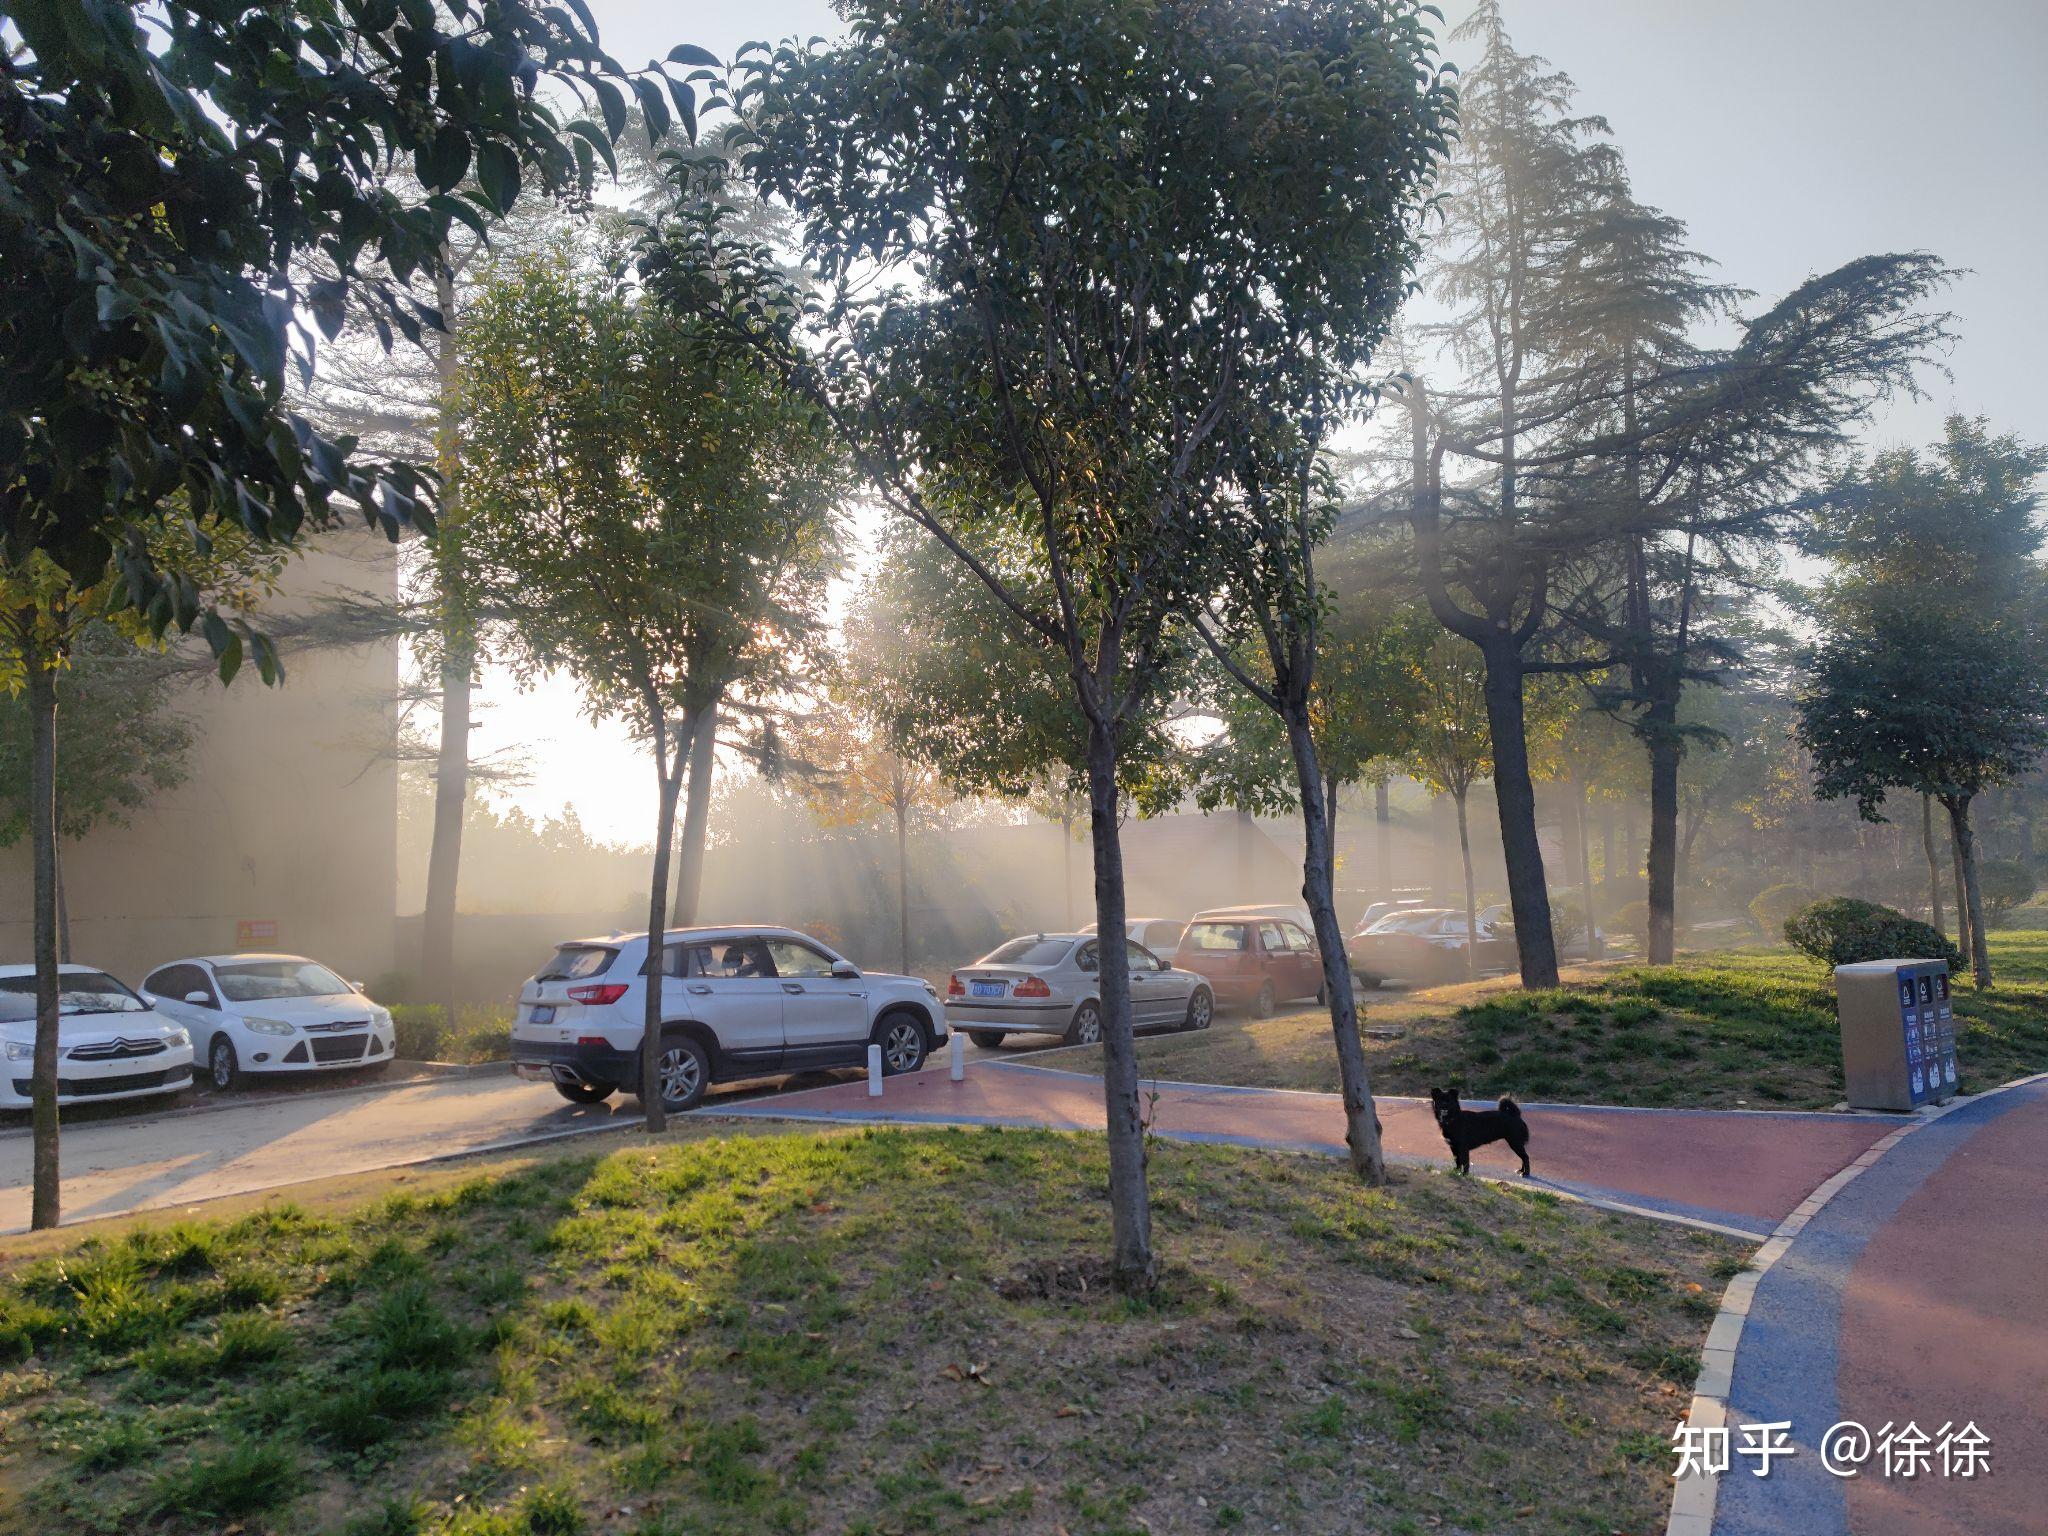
[1182,922,1249,952]
[980,937,1073,967]
[1367,912,1441,935]
[535,946,617,982]
[0,972,148,1021]
[213,960,352,1003]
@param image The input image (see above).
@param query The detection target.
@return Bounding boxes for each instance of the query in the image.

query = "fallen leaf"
[1056,1404,1083,1418]
[1395,1326,1422,1340]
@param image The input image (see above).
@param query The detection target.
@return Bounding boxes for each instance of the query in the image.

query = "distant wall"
[0,536,400,987]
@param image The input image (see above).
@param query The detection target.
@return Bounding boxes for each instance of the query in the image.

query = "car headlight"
[163,1028,190,1049]
[243,1016,296,1036]
[3,1041,31,1061]
[370,1006,392,1030]
[921,980,939,1000]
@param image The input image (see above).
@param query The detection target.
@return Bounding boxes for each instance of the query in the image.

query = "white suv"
[510,926,946,1112]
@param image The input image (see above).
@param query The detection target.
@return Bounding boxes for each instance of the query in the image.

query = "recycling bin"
[1835,958,1959,1111]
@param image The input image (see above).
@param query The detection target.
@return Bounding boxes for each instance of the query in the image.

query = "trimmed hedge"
[1748,883,1821,936]
[1783,897,1963,972]
[389,1004,513,1064]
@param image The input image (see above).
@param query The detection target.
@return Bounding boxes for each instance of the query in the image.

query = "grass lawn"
[0,1127,1740,1536]
[1063,934,2048,1110]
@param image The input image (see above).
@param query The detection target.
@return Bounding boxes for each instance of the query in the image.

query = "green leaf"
[476,139,520,213]
[666,43,719,67]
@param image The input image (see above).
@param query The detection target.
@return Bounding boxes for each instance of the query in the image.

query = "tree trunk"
[640,711,690,1134]
[1644,721,1681,966]
[1921,793,1945,936]
[1479,640,1559,987]
[27,654,61,1229]
[1282,704,1385,1182]
[422,645,472,1023]
[1946,796,1992,989]
[54,819,70,965]
[669,700,718,925]
[1374,777,1393,896]
[1453,785,1478,981]
[1060,808,1074,929]
[1950,814,1973,968]
[1575,779,1601,961]
[895,801,910,975]
[1085,715,1155,1293]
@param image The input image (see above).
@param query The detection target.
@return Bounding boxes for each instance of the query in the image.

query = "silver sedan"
[944,933,1215,1048]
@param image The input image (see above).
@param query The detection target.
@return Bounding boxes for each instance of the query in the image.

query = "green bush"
[389,1004,512,1064]
[1783,897,1963,971]
[1608,900,1650,941]
[1748,883,1821,936]
[1976,859,2037,924]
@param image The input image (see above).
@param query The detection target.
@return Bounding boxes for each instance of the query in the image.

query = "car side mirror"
[831,960,860,980]
[183,990,211,1006]
[1156,957,1171,971]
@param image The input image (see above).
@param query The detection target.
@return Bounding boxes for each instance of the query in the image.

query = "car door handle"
[782,982,804,994]
[688,984,712,995]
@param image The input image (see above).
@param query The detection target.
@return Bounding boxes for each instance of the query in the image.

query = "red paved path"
[1839,1084,2048,1536]
[711,1059,1902,1235]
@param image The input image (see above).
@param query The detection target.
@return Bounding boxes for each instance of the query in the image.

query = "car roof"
[1188,909,1300,922]
[556,925,825,949]
[178,953,318,967]
[0,963,122,978]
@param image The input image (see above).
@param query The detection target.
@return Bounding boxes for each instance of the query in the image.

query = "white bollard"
[949,1030,966,1081]
[867,1042,884,1096]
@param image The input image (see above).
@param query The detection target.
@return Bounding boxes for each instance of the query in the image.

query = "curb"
[1664,1070,2048,1536]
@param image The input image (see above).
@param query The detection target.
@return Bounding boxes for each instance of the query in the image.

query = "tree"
[670,0,1452,1285]
[1406,635,1494,977]
[4,0,705,1227]
[459,245,845,1129]
[1797,418,2048,988]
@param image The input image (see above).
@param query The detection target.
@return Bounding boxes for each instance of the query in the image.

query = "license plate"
[970,981,1006,998]
[529,1006,555,1024]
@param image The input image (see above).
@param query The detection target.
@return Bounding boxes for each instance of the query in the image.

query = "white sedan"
[141,954,396,1089]
[0,964,195,1109]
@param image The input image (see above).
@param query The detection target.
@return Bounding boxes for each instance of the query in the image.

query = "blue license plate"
[970,981,1005,999]
[529,1006,555,1024]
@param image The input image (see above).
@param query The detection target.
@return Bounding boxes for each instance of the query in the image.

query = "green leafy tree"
[660,0,1456,1278]
[458,246,845,1128]
[1797,418,2048,988]
[1405,635,1495,977]
[3,0,706,1226]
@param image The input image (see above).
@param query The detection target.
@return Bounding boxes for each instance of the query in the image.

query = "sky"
[466,0,2048,849]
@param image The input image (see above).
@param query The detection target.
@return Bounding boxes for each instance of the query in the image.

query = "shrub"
[1783,897,1963,971]
[1748,883,1820,936]
[1608,900,1650,941]
[1976,859,2037,924]
[390,1004,512,1063]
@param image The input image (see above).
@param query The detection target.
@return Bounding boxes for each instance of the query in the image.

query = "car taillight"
[576,1036,611,1048]
[1015,976,1051,998]
[566,983,629,1005]
[946,974,965,997]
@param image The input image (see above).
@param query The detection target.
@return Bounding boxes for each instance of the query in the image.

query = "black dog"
[1429,1086,1531,1177]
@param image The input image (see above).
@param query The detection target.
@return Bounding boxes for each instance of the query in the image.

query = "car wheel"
[1252,982,1277,1020]
[877,1013,927,1075]
[967,1029,1006,1050]
[554,1080,615,1105]
[1182,988,1213,1032]
[1353,972,1382,991]
[207,1036,241,1091]
[654,1036,709,1113]
[1064,1002,1103,1046]
[1316,981,1327,1007]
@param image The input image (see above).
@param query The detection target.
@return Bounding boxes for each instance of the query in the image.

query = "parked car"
[142,954,397,1089]
[1079,916,1189,954]
[509,926,944,1112]
[1347,908,1517,987]
[945,933,1213,1047]
[1190,902,1315,933]
[1354,898,1428,930]
[1173,911,1324,1018]
[0,964,195,1110]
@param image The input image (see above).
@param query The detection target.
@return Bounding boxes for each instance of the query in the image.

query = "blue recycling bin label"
[1896,963,1957,1105]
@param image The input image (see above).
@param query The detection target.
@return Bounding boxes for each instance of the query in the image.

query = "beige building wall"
[0,534,400,987]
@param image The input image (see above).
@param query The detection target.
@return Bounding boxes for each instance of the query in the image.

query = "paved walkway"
[1712,1075,2048,1536]
[708,1058,1907,1238]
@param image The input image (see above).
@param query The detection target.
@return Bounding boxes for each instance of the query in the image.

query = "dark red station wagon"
[1172,911,1323,1017]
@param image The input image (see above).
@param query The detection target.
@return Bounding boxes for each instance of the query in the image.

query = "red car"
[1173,911,1325,1017]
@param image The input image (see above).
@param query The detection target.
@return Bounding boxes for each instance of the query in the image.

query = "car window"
[1279,922,1313,952]
[0,972,148,1020]
[1126,941,1159,971]
[1257,921,1287,953]
[641,944,692,978]
[1076,942,1099,973]
[766,940,836,979]
[1182,922,1248,952]
[146,965,205,1003]
[211,960,350,1003]
[1143,922,1185,951]
[693,940,773,979]
[983,937,1075,968]
[536,946,616,982]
